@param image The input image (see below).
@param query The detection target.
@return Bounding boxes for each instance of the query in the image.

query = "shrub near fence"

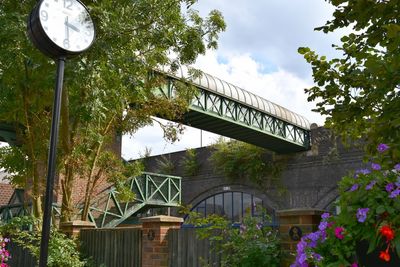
[80,227,142,267]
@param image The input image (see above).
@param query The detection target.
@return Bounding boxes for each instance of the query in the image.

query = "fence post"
[59,220,96,237]
[277,209,324,267]
[140,215,183,267]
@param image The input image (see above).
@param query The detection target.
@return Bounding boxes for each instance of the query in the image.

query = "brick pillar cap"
[60,220,96,227]
[139,215,183,223]
[277,208,326,216]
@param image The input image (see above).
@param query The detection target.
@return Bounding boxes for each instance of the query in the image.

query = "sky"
[122,0,345,160]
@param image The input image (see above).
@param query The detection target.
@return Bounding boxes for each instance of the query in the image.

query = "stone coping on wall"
[139,215,184,223]
[277,208,326,217]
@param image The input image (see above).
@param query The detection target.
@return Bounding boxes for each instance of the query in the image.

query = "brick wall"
[141,126,365,212]
[0,183,14,206]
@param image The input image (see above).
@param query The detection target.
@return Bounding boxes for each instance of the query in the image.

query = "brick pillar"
[59,220,96,238]
[140,215,183,267]
[277,209,324,267]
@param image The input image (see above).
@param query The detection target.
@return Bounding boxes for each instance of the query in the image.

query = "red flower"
[379,250,391,262]
[334,227,345,239]
[380,225,395,241]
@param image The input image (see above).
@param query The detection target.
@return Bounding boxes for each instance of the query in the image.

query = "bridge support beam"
[277,209,325,267]
[140,215,183,267]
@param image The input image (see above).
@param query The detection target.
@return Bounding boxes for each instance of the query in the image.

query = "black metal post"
[39,57,65,267]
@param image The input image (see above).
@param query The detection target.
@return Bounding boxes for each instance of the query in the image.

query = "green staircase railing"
[88,172,181,228]
[0,172,181,228]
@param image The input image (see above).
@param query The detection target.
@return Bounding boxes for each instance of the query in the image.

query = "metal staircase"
[0,172,182,228]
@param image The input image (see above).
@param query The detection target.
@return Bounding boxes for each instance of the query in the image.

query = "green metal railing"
[87,172,181,228]
[0,203,61,224]
[0,172,181,228]
[157,75,311,153]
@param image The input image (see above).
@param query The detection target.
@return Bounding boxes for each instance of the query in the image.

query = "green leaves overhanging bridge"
[156,66,311,153]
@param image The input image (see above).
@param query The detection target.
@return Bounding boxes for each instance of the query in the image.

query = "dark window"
[187,191,264,223]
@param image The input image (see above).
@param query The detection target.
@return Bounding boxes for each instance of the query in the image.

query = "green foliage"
[156,155,175,175]
[299,0,400,160]
[180,148,200,176]
[186,209,281,267]
[0,216,86,267]
[210,139,284,187]
[0,1,226,221]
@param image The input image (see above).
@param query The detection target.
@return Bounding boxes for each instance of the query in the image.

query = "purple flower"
[298,253,308,265]
[377,143,389,153]
[296,239,307,253]
[356,208,369,223]
[350,183,359,191]
[354,169,371,178]
[321,212,330,220]
[318,221,328,231]
[371,163,381,171]
[306,231,320,242]
[389,188,400,198]
[386,183,395,192]
[365,180,376,190]
[312,253,322,262]
[394,164,400,172]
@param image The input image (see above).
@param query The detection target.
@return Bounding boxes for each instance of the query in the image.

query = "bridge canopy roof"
[160,65,311,130]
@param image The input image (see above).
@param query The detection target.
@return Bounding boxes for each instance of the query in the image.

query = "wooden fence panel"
[168,228,221,267]
[6,241,36,267]
[80,228,142,267]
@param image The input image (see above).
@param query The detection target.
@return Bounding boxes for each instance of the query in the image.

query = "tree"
[0,0,226,223]
[299,0,400,160]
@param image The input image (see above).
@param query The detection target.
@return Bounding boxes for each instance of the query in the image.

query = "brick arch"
[188,183,280,213]
[313,186,339,210]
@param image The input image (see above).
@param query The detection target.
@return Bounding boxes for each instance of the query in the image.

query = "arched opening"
[185,191,277,226]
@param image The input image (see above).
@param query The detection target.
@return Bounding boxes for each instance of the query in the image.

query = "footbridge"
[156,66,311,153]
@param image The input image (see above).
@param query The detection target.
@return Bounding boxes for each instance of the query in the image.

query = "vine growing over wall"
[180,148,201,176]
[209,139,285,189]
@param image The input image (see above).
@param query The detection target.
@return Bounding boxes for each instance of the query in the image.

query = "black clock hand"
[64,17,70,39]
[64,18,80,33]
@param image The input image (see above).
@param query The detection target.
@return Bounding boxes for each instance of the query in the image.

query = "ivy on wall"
[209,139,286,189]
[155,155,175,175]
[180,148,201,177]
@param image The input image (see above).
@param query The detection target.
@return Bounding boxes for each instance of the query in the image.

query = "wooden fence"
[80,227,142,267]
[6,241,36,267]
[168,228,221,267]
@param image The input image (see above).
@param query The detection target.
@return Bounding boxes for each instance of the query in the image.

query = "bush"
[187,209,281,267]
[0,216,86,267]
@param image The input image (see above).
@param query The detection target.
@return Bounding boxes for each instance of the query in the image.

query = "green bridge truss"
[157,68,311,153]
[0,172,181,228]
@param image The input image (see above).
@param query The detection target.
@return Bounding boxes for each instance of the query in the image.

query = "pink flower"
[350,263,358,267]
[334,227,345,239]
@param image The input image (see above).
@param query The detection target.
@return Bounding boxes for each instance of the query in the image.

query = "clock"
[28,0,95,58]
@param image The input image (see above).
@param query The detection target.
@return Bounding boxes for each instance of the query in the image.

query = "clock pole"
[27,0,96,265]
[38,57,65,267]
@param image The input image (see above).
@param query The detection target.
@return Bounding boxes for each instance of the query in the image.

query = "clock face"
[38,0,95,53]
